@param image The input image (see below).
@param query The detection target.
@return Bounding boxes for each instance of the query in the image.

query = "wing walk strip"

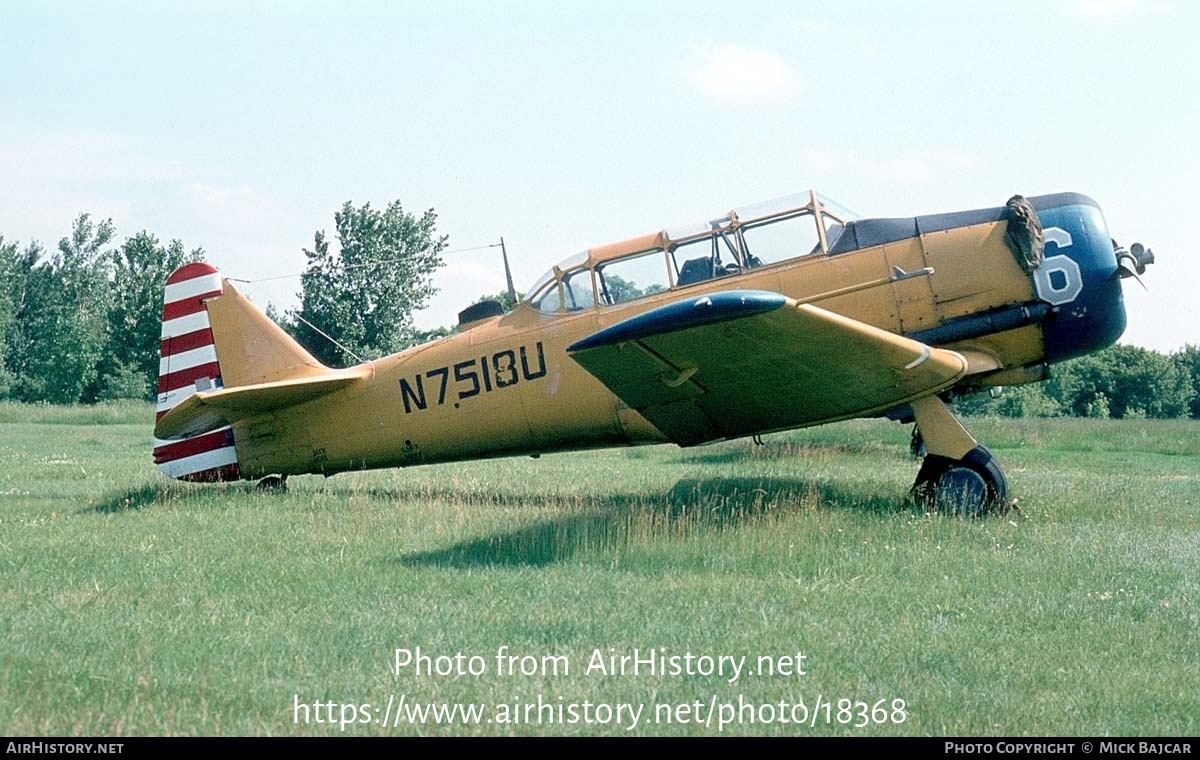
[154,262,242,482]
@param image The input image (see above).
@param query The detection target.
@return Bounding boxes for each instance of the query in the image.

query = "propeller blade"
[1116,255,1148,290]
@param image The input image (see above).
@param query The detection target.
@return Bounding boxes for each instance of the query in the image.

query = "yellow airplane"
[152,191,1152,514]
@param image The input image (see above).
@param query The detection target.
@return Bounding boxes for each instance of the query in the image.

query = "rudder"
[154,262,241,482]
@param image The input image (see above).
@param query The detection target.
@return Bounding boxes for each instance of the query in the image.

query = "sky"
[1,0,1196,352]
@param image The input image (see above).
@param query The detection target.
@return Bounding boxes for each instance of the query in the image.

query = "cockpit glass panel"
[562,267,596,311]
[671,234,746,286]
[596,249,671,305]
[822,213,846,251]
[523,250,588,299]
[525,191,854,309]
[665,214,733,243]
[558,250,589,270]
[816,194,860,222]
[732,193,813,224]
[526,268,556,301]
[531,280,562,314]
[740,211,823,264]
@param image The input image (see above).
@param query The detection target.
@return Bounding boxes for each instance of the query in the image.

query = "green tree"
[265,302,291,331]
[471,289,521,312]
[293,200,447,367]
[1173,344,1200,419]
[953,384,1062,418]
[1047,345,1194,419]
[5,215,114,403]
[1,240,43,400]
[0,237,24,397]
[411,325,454,344]
[99,232,203,400]
[600,273,666,304]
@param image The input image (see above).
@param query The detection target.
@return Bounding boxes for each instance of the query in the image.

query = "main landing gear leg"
[909,396,1007,516]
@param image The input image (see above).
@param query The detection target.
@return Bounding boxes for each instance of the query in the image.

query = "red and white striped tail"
[153,263,242,482]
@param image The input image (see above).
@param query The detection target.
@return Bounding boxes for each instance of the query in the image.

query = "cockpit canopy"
[524,190,857,314]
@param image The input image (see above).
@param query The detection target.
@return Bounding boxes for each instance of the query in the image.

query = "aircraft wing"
[154,369,369,440]
[567,290,970,446]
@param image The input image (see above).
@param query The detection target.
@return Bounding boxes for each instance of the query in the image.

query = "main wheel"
[912,445,1007,516]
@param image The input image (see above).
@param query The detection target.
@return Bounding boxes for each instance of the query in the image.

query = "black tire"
[912,445,1007,516]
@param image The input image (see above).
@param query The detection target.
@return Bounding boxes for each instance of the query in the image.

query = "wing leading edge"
[567,290,970,446]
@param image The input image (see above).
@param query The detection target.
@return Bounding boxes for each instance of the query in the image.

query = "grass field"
[0,403,1196,736]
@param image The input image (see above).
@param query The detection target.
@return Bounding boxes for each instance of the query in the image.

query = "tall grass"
[0,400,153,425]
[0,411,1195,736]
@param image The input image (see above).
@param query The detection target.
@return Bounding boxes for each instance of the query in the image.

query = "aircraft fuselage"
[230,192,1125,478]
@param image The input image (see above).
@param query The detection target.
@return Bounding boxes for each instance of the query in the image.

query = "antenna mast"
[500,237,518,304]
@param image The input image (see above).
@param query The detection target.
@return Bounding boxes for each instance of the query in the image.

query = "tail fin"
[153,263,240,481]
[152,263,332,482]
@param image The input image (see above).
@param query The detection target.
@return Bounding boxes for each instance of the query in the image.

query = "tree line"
[0,204,1196,420]
[0,214,203,403]
[0,199,444,404]
[956,344,1199,419]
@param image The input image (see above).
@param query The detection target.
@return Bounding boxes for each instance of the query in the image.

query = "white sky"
[1,0,1195,351]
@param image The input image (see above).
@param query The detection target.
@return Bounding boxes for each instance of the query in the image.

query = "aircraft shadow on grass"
[82,472,903,565]
[84,481,256,514]
[87,483,175,514]
[666,439,899,467]
[395,476,904,569]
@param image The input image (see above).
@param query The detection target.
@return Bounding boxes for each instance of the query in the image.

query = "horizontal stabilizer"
[154,369,368,440]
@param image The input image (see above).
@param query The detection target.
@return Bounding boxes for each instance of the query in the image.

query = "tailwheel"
[257,474,288,492]
[912,445,1007,516]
